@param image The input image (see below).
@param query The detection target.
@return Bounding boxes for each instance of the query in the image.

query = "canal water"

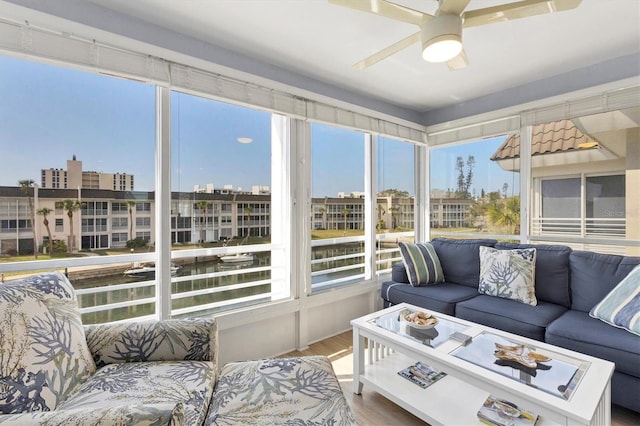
[74,243,380,324]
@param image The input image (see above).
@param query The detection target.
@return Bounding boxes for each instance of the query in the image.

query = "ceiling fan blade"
[462,0,582,28]
[439,0,472,16]
[328,0,428,25]
[447,48,468,71]
[354,31,421,70]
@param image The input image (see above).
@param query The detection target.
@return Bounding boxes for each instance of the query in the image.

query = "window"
[530,110,637,255]
[170,90,275,316]
[112,217,128,230]
[111,202,128,213]
[111,232,128,246]
[0,56,156,323]
[430,134,521,241]
[376,137,415,273]
[136,202,151,212]
[310,123,366,290]
[136,231,151,242]
[136,217,151,228]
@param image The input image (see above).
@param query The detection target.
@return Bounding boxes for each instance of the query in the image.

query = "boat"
[124,262,181,279]
[220,253,254,263]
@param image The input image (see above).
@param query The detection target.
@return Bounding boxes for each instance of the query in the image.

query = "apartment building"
[41,155,134,191]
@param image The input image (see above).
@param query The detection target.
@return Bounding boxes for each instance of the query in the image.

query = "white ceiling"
[85,0,640,109]
[3,0,640,124]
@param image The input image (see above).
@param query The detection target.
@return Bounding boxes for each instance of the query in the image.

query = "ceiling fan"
[330,0,583,70]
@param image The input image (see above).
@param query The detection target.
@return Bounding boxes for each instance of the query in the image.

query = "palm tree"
[389,206,400,230]
[126,200,137,241]
[487,196,520,233]
[63,199,81,253]
[37,207,54,256]
[341,208,350,236]
[319,207,327,230]
[376,205,386,231]
[18,179,38,259]
[197,201,210,244]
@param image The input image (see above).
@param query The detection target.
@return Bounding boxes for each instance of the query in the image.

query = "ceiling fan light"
[421,13,463,63]
[422,36,462,62]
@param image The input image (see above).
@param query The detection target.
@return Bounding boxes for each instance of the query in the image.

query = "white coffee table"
[351,303,614,426]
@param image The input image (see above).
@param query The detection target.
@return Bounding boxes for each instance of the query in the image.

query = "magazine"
[397,362,446,389]
[477,395,540,426]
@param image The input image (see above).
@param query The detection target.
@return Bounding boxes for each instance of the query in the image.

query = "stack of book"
[477,395,540,426]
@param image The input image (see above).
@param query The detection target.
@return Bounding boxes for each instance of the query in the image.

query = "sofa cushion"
[391,262,410,283]
[0,403,184,425]
[381,280,479,316]
[0,272,96,414]
[546,310,640,378]
[57,360,215,426]
[589,265,640,336]
[398,242,444,286]
[85,318,217,367]
[569,251,640,312]
[455,295,567,341]
[495,243,572,307]
[206,356,355,425]
[478,246,537,306]
[431,238,497,288]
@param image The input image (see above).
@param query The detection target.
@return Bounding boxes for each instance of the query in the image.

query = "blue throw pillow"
[398,242,445,287]
[589,265,640,336]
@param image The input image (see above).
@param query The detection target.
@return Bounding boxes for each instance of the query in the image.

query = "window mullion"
[155,86,172,320]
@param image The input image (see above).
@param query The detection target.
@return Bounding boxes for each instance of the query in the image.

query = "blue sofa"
[382,238,640,412]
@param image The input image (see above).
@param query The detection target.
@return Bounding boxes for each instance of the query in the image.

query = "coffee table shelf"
[352,303,614,426]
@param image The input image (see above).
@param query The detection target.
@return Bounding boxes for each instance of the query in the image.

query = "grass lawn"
[312,229,364,239]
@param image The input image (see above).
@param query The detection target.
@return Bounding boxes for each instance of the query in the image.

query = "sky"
[0,55,519,198]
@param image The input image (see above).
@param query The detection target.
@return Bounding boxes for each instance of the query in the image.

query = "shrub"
[52,239,67,254]
[126,237,148,249]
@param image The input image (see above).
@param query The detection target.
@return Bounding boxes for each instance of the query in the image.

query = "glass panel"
[310,123,365,291]
[429,135,521,241]
[452,332,589,400]
[0,56,156,324]
[586,175,625,237]
[530,109,638,255]
[372,306,467,348]
[376,137,415,273]
[170,91,275,315]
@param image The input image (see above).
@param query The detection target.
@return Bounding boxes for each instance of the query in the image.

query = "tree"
[487,196,520,233]
[376,205,386,231]
[126,200,137,240]
[37,207,54,256]
[341,208,350,236]
[454,155,475,199]
[63,199,81,253]
[378,189,409,197]
[18,179,37,259]
[389,206,400,229]
[197,201,210,244]
[319,207,327,230]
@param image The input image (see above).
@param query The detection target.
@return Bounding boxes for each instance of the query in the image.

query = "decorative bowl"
[400,309,439,330]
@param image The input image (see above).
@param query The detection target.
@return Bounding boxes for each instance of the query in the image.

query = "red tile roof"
[491,119,597,160]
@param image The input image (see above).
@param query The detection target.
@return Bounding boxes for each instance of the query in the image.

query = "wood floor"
[282,331,640,426]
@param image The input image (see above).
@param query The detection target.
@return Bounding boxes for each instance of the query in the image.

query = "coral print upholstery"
[207,356,355,425]
[478,246,537,305]
[84,319,217,367]
[0,272,96,414]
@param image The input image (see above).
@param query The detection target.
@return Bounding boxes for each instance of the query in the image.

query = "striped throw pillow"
[589,265,640,336]
[398,242,445,287]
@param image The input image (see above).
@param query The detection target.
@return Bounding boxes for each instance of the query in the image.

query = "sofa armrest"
[0,403,184,425]
[84,318,217,368]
